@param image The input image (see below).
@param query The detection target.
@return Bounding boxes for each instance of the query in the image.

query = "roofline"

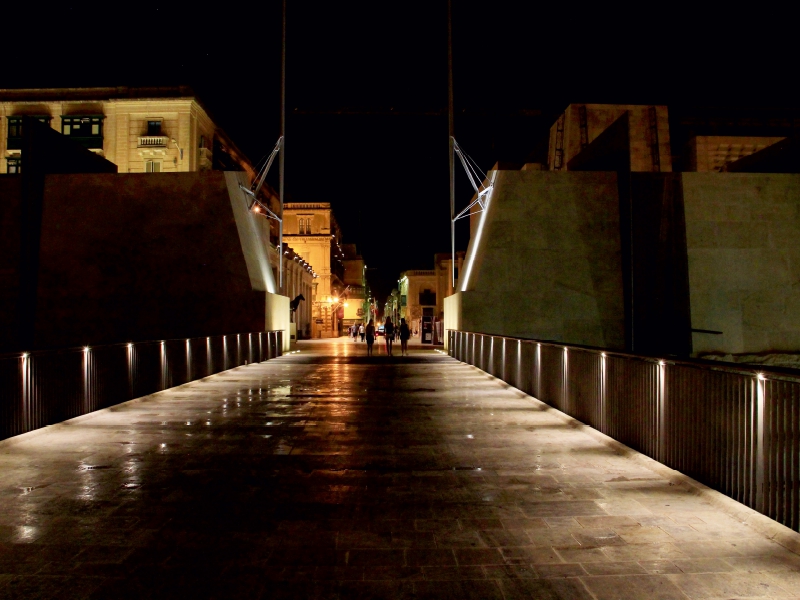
[0,86,198,103]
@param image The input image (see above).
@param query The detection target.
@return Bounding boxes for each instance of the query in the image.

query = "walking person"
[365,319,375,356]
[384,317,395,357]
[352,324,359,342]
[359,322,365,342]
[399,318,410,356]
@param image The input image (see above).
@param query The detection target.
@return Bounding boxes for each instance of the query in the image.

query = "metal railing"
[449,330,800,533]
[1,331,283,442]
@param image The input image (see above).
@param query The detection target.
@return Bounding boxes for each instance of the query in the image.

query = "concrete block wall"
[684,173,800,355]
[459,169,626,349]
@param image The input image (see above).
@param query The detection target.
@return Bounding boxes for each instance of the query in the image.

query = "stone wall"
[20,172,267,350]
[459,169,626,349]
[684,173,800,355]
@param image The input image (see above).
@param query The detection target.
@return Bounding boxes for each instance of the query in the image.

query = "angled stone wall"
[459,169,625,349]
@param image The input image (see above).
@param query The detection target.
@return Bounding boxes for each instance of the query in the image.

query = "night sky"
[6,2,798,302]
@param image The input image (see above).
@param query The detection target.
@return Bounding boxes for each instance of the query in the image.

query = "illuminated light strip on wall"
[460,171,498,292]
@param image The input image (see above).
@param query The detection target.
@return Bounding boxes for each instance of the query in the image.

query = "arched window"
[298,217,305,234]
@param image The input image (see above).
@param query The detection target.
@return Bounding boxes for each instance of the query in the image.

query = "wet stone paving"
[3,338,800,599]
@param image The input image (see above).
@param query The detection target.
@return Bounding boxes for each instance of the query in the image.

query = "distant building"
[547,103,793,174]
[278,245,314,340]
[400,252,464,335]
[340,244,370,330]
[685,136,786,172]
[0,86,252,175]
[548,104,672,172]
[283,202,347,338]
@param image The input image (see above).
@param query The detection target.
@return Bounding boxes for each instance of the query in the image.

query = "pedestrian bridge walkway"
[1,338,800,599]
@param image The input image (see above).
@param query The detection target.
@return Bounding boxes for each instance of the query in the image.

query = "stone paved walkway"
[2,338,800,599]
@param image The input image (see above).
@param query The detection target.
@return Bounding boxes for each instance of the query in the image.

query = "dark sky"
[6,2,799,302]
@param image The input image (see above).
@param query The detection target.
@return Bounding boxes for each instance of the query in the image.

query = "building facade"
[283,202,347,338]
[340,244,370,330]
[1,87,253,176]
[399,252,464,335]
[268,244,314,340]
[548,104,672,172]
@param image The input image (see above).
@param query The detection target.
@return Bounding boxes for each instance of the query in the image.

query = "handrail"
[1,331,283,441]
[454,330,800,382]
[449,329,800,533]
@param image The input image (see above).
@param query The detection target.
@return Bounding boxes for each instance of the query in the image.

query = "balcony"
[138,136,168,148]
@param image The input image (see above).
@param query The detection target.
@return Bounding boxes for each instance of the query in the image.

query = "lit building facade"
[283,202,347,338]
[0,86,253,175]
[340,244,369,330]
[400,252,464,335]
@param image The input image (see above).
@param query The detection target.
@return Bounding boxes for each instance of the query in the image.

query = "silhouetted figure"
[384,317,395,357]
[399,318,410,356]
[289,294,305,322]
[365,319,375,356]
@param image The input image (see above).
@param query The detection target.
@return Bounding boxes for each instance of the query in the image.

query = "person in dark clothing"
[399,318,410,356]
[365,319,375,356]
[384,317,395,357]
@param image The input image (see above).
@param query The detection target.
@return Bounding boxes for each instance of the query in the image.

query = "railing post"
[562,347,569,414]
[600,352,607,434]
[657,360,666,463]
[21,353,30,434]
[756,375,766,514]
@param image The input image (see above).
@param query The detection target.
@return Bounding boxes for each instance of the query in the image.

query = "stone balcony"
[137,135,168,148]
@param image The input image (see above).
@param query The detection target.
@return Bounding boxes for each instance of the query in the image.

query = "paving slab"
[1,337,800,599]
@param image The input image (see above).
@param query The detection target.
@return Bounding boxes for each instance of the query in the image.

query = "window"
[145,161,161,173]
[6,157,21,174]
[61,115,104,148]
[306,218,312,233]
[7,117,23,139]
[6,116,51,150]
[298,217,305,234]
[419,289,436,306]
[147,120,162,136]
